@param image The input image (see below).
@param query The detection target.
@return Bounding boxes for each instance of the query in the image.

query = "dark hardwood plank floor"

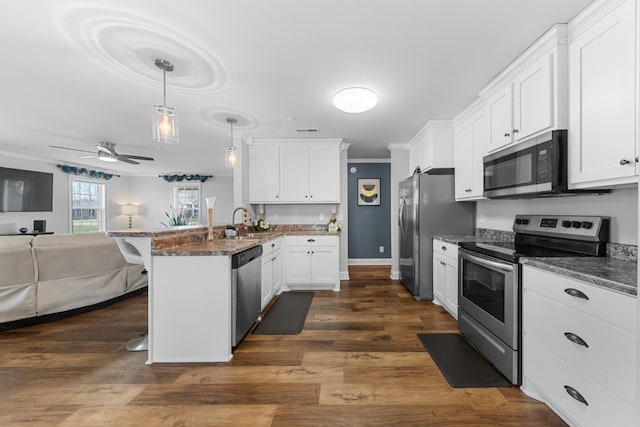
[0,279,566,426]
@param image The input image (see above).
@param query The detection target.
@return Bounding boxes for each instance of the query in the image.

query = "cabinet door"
[249,144,280,203]
[443,256,458,319]
[261,255,273,311]
[433,252,447,306]
[513,53,553,141]
[271,249,282,295]
[487,85,513,152]
[454,122,473,199]
[568,0,637,186]
[309,145,340,202]
[310,246,338,285]
[280,145,310,202]
[284,246,310,284]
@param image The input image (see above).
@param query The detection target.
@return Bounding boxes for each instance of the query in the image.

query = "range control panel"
[513,214,610,242]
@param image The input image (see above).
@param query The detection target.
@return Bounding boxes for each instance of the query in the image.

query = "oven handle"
[460,250,514,273]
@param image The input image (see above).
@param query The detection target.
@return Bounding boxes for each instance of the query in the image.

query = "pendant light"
[152,59,179,144]
[225,117,238,169]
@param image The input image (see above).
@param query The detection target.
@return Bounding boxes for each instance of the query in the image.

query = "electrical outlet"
[319,213,325,221]
[273,214,279,221]
[379,246,384,253]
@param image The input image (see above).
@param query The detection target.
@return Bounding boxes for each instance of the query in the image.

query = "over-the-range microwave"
[483,130,606,199]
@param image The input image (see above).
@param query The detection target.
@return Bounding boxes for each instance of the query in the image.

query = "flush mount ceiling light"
[225,117,238,169]
[333,87,378,113]
[152,59,179,144]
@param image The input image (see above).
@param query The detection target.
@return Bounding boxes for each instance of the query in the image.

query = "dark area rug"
[252,292,314,335]
[417,333,512,388]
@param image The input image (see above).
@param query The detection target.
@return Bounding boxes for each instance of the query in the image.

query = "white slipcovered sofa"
[0,232,147,326]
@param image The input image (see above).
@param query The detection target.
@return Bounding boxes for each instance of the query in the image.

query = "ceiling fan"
[49,141,154,165]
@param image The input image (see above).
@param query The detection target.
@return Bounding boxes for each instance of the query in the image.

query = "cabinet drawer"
[522,266,636,332]
[524,288,637,404]
[262,237,282,254]
[285,235,337,246]
[523,335,636,427]
[433,240,458,260]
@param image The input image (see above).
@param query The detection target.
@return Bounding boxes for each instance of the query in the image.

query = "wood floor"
[0,277,566,426]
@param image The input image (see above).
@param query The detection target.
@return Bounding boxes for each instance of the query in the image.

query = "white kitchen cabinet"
[249,139,342,204]
[568,0,638,188]
[432,239,459,319]
[480,25,567,153]
[454,101,488,200]
[522,265,637,427]
[283,235,339,291]
[260,238,283,311]
[407,120,454,175]
[249,143,281,203]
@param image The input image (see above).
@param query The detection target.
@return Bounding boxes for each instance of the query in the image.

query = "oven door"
[458,249,519,349]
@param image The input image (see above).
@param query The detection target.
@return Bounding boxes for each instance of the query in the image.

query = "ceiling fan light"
[98,150,117,162]
[333,87,377,113]
[152,105,179,144]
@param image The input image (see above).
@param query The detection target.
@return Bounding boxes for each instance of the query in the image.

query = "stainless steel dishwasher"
[231,245,263,347]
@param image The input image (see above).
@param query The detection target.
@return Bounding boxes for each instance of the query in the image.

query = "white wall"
[0,152,130,234]
[389,145,410,279]
[128,176,234,229]
[477,187,638,244]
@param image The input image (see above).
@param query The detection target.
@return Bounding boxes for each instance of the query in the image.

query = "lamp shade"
[121,204,139,216]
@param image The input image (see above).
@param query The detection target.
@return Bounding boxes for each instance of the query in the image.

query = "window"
[71,179,106,233]
[171,183,200,225]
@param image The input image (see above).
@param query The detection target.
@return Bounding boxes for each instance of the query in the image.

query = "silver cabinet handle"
[504,132,510,137]
[275,195,279,198]
[564,288,589,300]
[620,159,631,165]
[512,129,519,134]
[307,238,315,242]
[460,250,514,273]
[636,156,639,163]
[564,385,588,406]
[441,246,447,251]
[564,332,589,348]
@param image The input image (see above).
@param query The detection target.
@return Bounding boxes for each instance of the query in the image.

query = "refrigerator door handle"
[399,199,406,238]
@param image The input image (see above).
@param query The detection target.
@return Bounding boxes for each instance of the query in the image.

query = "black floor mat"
[252,292,314,335]
[418,333,512,388]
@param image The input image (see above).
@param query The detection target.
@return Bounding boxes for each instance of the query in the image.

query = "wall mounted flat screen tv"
[0,167,53,212]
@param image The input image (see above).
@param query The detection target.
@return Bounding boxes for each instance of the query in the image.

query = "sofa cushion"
[33,233,126,281]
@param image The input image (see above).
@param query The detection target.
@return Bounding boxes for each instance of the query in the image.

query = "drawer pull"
[441,246,447,251]
[307,238,316,243]
[564,288,589,300]
[564,385,589,406]
[564,332,589,348]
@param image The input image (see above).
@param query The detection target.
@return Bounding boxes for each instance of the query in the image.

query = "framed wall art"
[357,178,380,206]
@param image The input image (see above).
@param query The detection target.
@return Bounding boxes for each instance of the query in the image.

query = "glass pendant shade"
[225,145,238,168]
[152,105,179,144]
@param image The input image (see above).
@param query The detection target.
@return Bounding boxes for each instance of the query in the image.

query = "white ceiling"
[0,0,593,177]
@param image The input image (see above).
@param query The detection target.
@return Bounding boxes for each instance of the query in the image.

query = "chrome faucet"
[231,206,248,230]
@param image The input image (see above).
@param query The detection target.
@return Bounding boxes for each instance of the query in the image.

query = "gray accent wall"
[347,162,391,259]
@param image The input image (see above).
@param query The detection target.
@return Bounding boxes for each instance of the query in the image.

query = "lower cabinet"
[432,239,459,319]
[522,265,637,427]
[260,238,282,311]
[284,235,339,291]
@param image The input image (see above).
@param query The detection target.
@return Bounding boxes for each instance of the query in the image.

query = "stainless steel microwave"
[483,130,568,199]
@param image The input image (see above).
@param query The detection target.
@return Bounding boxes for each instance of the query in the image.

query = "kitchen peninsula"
[107,225,338,364]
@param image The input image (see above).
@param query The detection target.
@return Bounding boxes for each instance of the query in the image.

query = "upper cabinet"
[248,138,343,204]
[568,0,638,189]
[480,24,568,153]
[454,100,489,201]
[407,120,454,175]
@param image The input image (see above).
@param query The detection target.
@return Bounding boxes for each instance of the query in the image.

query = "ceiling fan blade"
[79,155,98,159]
[49,145,95,154]
[117,157,140,165]
[96,145,116,155]
[119,154,154,161]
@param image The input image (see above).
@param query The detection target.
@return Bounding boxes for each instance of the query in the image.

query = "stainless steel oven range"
[457,214,609,385]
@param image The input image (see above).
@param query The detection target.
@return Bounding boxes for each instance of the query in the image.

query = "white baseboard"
[339,271,350,280]
[348,258,392,265]
[390,270,400,280]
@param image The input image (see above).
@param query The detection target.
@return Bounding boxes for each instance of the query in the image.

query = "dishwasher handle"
[232,245,264,269]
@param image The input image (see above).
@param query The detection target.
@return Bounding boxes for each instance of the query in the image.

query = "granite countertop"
[432,234,478,244]
[153,230,339,256]
[521,257,637,297]
[106,226,206,238]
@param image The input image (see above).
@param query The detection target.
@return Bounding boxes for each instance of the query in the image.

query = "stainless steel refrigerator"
[399,169,475,300]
